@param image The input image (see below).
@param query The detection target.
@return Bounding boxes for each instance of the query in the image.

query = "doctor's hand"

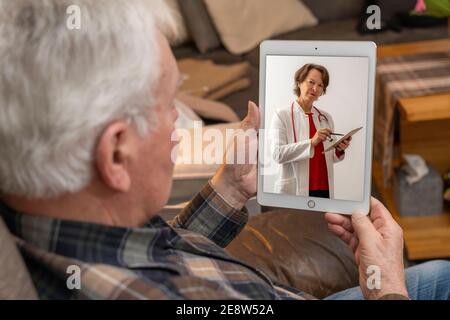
[336,136,352,152]
[311,128,332,146]
[211,101,260,209]
[324,198,408,300]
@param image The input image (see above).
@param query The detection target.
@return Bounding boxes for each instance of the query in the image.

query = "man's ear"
[95,120,134,192]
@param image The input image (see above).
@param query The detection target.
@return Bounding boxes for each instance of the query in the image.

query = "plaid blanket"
[374,51,450,185]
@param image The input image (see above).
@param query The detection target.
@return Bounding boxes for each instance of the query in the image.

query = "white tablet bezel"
[257,40,377,215]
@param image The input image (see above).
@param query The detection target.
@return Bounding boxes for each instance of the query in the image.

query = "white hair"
[0,0,177,198]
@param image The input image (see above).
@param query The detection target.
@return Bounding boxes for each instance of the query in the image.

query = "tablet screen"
[262,55,369,202]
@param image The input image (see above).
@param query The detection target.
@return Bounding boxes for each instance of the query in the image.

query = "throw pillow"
[177,0,222,53]
[204,0,318,55]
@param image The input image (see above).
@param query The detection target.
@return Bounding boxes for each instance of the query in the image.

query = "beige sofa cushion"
[204,0,318,54]
[0,217,37,299]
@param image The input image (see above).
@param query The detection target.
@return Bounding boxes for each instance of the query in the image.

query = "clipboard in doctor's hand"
[323,126,363,153]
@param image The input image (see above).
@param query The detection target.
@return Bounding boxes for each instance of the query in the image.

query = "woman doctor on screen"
[270,64,351,199]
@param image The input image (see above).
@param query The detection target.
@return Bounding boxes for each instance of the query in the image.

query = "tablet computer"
[257,40,376,215]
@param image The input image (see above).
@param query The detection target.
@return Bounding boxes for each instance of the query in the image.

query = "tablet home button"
[307,200,315,208]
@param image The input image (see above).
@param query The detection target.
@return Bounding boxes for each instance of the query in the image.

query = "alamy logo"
[366,5,381,30]
[366,265,381,290]
[66,5,81,30]
[66,265,81,290]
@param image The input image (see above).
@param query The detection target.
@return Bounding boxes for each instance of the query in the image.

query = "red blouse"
[307,113,329,191]
[306,113,345,191]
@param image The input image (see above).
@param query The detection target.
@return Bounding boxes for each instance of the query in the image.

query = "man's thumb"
[351,211,376,243]
[245,101,260,130]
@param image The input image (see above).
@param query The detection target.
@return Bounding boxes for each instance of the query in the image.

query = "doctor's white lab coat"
[270,102,344,198]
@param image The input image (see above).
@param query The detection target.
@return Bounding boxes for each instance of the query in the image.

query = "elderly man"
[0,0,448,300]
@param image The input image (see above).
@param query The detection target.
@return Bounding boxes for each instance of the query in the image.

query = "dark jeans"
[309,190,330,199]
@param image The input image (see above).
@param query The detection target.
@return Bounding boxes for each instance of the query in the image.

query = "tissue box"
[393,166,443,216]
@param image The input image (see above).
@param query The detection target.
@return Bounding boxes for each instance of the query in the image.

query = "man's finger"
[325,213,354,232]
[327,223,355,245]
[351,211,377,243]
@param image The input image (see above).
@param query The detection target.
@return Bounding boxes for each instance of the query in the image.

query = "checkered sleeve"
[168,181,248,247]
[69,261,254,300]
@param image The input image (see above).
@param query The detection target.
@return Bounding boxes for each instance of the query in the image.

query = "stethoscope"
[290,102,329,143]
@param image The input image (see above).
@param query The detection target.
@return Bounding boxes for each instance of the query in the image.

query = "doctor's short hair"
[0,0,178,199]
[293,64,330,97]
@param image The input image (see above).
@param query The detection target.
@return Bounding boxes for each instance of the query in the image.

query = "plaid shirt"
[0,182,310,300]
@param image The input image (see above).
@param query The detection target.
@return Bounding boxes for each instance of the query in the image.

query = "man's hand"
[311,128,331,146]
[325,198,408,300]
[210,101,260,209]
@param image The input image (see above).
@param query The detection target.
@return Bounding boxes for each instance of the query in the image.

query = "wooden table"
[375,39,450,260]
[377,39,450,59]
